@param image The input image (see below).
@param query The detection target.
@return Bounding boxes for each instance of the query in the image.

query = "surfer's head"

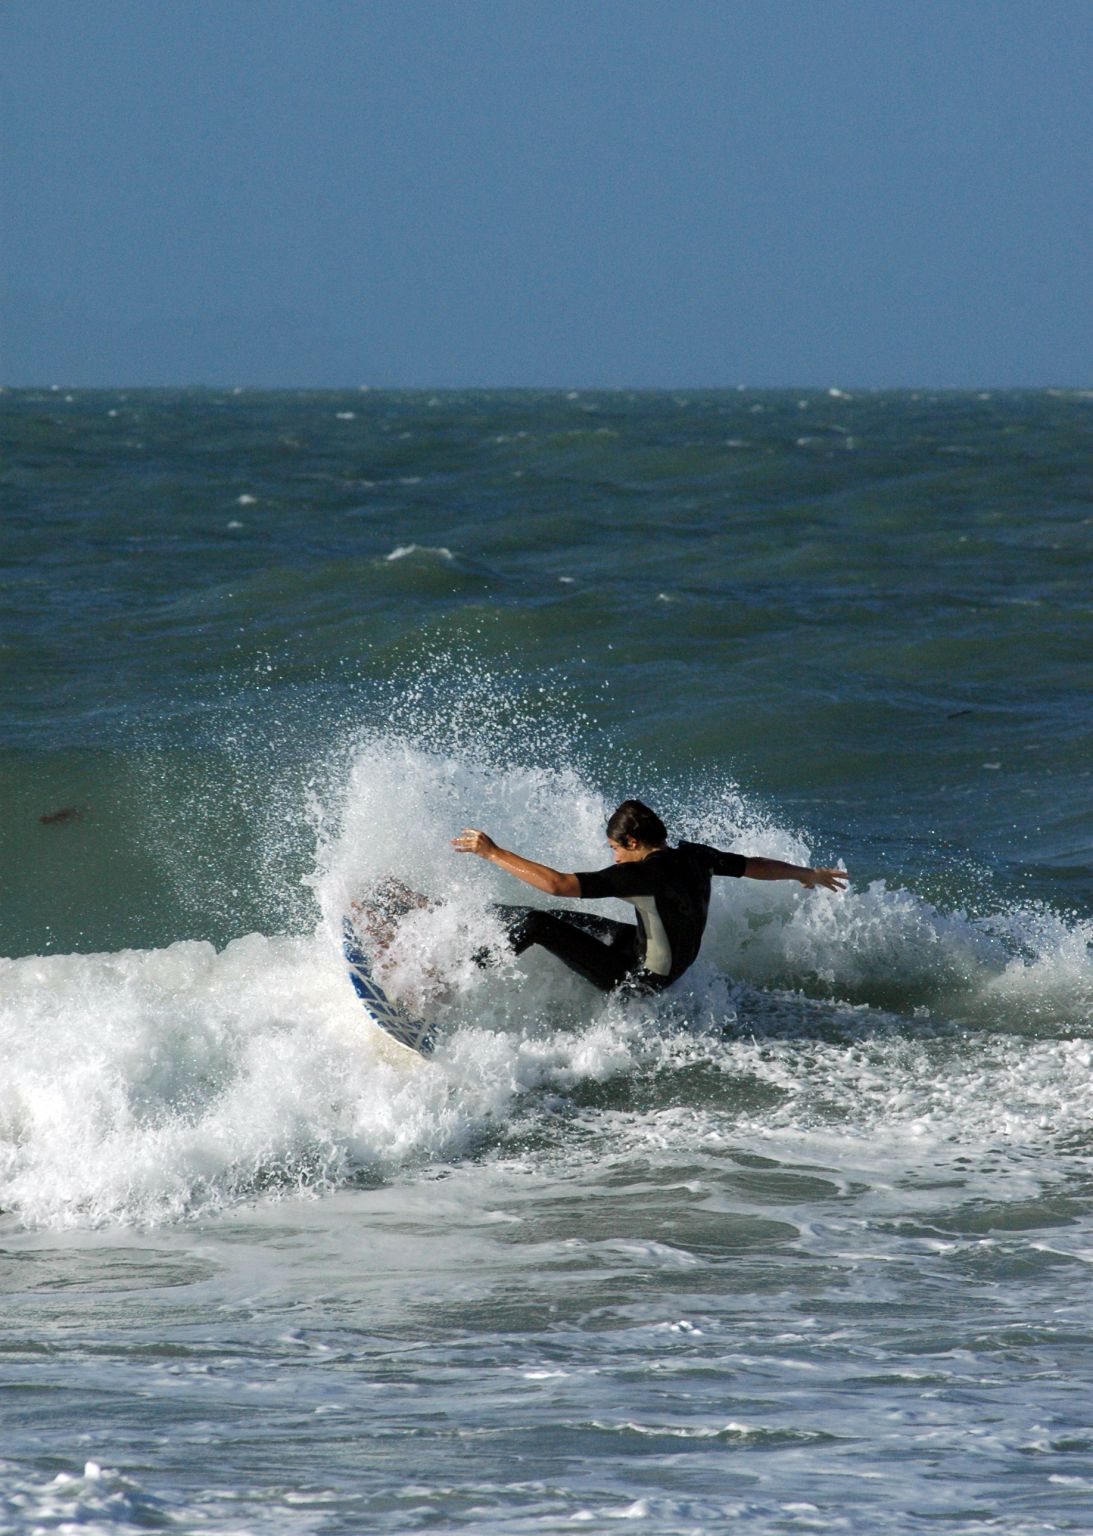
[606,800,668,858]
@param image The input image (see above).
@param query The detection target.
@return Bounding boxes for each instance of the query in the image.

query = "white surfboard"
[342,914,436,1058]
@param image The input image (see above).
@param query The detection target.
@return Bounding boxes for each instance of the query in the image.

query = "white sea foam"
[0,1458,170,1533]
[3,734,1088,1230]
[383,544,454,562]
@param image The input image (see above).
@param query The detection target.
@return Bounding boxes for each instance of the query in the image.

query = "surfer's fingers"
[452,827,485,853]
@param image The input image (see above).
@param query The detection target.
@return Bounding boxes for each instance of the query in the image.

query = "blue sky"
[2,0,1089,388]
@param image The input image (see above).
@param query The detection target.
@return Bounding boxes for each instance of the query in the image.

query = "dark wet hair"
[606,799,668,848]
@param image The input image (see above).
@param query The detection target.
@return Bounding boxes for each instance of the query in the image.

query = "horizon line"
[4,381,1091,396]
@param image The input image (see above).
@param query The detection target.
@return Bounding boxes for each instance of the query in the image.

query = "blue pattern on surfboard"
[342,917,436,1057]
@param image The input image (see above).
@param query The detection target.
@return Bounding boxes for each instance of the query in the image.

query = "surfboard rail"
[341,916,436,1057]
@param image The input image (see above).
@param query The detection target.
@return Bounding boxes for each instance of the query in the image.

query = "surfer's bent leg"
[488,904,639,992]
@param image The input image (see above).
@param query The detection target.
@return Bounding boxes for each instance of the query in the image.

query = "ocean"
[1,386,1091,1534]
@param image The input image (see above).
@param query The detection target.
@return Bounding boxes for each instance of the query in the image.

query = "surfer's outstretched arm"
[452,828,580,898]
[743,857,848,892]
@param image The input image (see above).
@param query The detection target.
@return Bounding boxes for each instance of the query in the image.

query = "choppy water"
[1,387,1091,1533]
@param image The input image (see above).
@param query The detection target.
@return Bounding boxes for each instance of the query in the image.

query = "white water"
[2,736,1089,1232]
[3,737,1093,1535]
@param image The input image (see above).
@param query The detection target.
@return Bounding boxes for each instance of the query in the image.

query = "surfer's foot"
[373,877,429,916]
[350,878,431,952]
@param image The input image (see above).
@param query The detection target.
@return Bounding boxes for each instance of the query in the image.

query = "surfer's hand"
[453,828,496,858]
[801,867,849,892]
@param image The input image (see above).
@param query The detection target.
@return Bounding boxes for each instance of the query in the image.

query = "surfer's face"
[608,837,653,864]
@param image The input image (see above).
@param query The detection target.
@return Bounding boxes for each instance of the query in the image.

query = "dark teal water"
[1,388,1091,1535]
[3,387,1089,956]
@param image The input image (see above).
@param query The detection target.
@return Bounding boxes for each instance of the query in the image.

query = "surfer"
[453,799,847,995]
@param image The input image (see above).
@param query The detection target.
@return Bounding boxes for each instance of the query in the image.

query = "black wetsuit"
[494,841,747,994]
